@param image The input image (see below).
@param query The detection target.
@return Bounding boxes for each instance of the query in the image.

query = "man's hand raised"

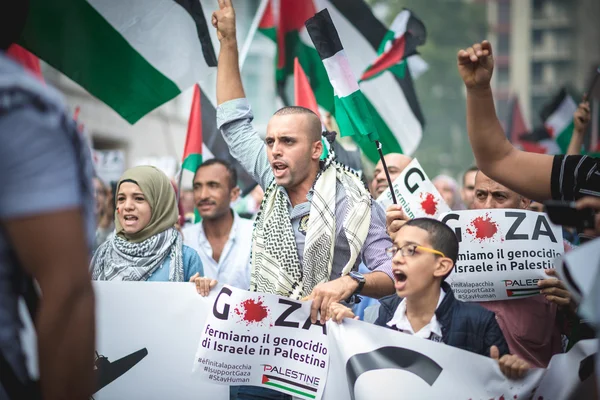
[212,0,236,43]
[457,40,494,91]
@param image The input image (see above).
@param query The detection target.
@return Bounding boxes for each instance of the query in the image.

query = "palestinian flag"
[258,0,425,161]
[19,0,217,124]
[261,374,317,399]
[360,9,428,82]
[181,84,204,224]
[506,288,540,298]
[305,9,378,143]
[540,88,578,154]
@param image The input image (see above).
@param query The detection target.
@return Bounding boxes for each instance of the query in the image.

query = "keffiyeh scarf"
[251,155,372,299]
[92,228,184,282]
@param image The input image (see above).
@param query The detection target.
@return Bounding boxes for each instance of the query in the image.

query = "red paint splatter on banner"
[234,298,269,324]
[514,396,518,399]
[420,193,438,215]
[466,214,499,241]
[499,396,505,400]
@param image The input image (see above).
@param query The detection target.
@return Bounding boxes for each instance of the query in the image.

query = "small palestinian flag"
[360,9,428,82]
[262,374,317,399]
[506,288,540,298]
[305,9,378,143]
[540,88,578,153]
[181,84,203,224]
[19,0,217,123]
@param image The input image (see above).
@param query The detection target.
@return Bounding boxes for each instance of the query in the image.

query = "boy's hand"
[190,274,218,297]
[328,302,358,324]
[490,346,530,380]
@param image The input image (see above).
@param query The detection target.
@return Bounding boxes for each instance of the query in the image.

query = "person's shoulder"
[182,223,201,240]
[235,214,255,229]
[182,244,201,259]
[452,298,496,323]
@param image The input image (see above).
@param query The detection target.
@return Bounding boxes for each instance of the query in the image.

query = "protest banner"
[193,285,329,400]
[323,318,597,400]
[440,209,564,302]
[377,159,450,218]
[93,149,126,185]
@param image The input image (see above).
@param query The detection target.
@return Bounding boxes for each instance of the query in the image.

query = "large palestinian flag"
[258,0,425,161]
[18,0,218,124]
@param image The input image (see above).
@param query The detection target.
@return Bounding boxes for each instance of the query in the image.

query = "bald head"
[371,153,412,197]
[473,171,530,210]
[273,106,322,142]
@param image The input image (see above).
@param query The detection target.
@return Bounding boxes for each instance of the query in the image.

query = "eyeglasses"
[385,244,446,259]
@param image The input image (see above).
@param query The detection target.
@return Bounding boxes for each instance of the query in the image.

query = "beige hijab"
[115,166,178,243]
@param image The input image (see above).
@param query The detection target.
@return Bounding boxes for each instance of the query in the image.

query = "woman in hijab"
[91,166,204,282]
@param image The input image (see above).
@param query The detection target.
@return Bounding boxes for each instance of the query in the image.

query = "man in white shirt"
[183,159,252,289]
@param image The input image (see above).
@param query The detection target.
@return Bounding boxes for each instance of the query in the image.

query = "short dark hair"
[402,218,459,279]
[194,158,237,189]
[462,165,479,187]
[273,106,322,142]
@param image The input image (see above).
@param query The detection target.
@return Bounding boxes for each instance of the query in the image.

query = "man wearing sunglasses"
[330,218,531,379]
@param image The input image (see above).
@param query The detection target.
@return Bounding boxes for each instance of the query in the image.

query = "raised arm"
[212,0,273,188]
[566,100,591,155]
[458,41,554,202]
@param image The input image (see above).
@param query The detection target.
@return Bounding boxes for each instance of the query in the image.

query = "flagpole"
[239,0,270,69]
[585,67,600,100]
[375,141,398,205]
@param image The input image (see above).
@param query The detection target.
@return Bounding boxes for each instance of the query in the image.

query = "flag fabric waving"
[181,84,204,223]
[19,0,217,124]
[258,0,425,161]
[360,9,428,82]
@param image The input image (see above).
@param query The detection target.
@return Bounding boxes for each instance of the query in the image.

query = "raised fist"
[457,40,494,90]
[212,0,236,42]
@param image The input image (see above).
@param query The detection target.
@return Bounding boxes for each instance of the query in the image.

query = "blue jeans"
[230,385,292,400]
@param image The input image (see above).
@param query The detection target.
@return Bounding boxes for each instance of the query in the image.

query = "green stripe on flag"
[20,0,181,124]
[334,91,378,142]
[556,121,575,154]
[264,382,316,399]
[182,153,203,173]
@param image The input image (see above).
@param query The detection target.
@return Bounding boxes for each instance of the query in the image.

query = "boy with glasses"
[329,218,530,379]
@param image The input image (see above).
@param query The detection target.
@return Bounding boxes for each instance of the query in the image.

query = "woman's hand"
[189,273,218,296]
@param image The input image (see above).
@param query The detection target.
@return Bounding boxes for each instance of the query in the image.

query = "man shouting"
[213,0,393,321]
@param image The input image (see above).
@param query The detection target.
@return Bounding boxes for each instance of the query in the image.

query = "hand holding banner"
[193,285,329,400]
[377,159,451,218]
[440,209,564,302]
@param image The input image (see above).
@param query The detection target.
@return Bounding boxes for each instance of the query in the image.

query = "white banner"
[440,209,564,302]
[21,282,596,399]
[324,319,597,400]
[376,159,451,218]
[193,285,329,400]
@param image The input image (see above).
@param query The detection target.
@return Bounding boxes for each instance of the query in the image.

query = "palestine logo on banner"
[19,0,217,123]
[258,0,426,161]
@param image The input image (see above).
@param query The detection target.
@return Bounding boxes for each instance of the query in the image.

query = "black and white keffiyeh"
[251,154,372,299]
[91,228,184,282]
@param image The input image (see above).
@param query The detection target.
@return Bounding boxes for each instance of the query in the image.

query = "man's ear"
[230,186,241,202]
[433,258,454,279]
[520,197,532,210]
[312,139,323,161]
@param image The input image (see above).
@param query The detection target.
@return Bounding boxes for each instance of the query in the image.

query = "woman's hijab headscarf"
[115,166,179,243]
[92,166,184,281]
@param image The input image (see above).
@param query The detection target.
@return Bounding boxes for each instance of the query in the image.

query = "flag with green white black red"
[181,84,204,224]
[540,88,578,154]
[257,0,425,161]
[19,0,217,124]
[305,9,378,144]
[360,9,428,83]
[261,374,318,399]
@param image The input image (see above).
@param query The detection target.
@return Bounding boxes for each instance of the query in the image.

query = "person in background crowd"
[457,40,600,203]
[212,2,394,397]
[0,1,95,397]
[370,153,412,198]
[433,174,465,210]
[461,166,478,209]
[566,100,591,156]
[181,189,196,225]
[91,166,203,282]
[183,159,252,290]
[232,184,264,220]
[329,218,530,380]
[473,170,577,367]
[93,176,114,250]
[528,201,544,213]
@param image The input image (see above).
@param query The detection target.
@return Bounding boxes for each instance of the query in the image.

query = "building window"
[497,67,509,87]
[532,31,543,47]
[498,1,510,23]
[497,33,510,54]
[532,63,543,85]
